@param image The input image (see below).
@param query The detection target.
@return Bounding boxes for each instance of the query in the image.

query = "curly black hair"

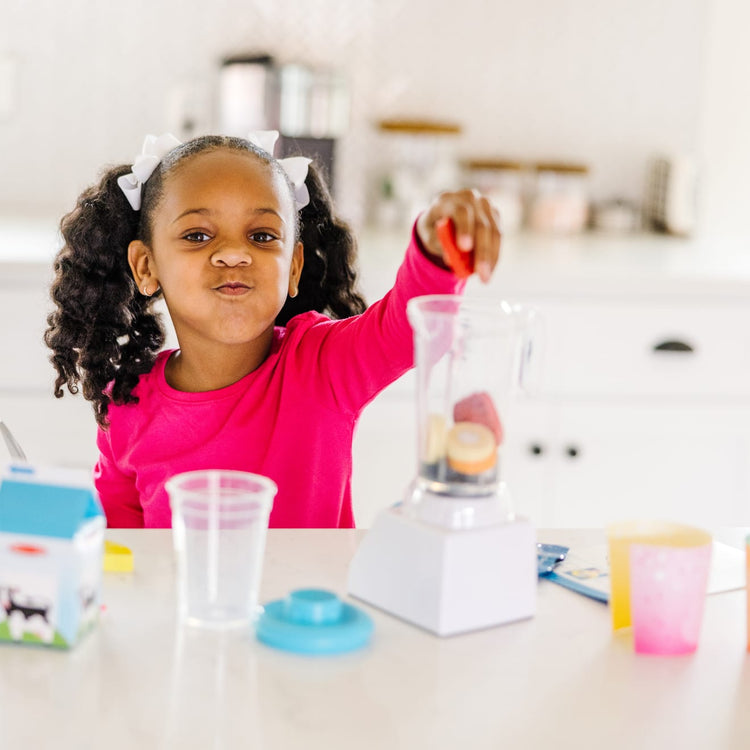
[44,135,367,427]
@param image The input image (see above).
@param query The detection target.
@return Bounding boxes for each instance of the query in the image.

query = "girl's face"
[130,148,303,352]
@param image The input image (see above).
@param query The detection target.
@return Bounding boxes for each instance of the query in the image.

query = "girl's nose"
[210,243,252,267]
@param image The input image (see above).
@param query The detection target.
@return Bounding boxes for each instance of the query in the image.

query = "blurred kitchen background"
[3,0,750,528]
[0,0,747,240]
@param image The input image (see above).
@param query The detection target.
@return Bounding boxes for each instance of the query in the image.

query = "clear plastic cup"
[606,520,711,647]
[166,470,276,629]
[629,540,711,655]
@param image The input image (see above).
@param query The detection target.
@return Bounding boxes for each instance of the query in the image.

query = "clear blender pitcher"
[405,295,536,527]
[348,294,539,635]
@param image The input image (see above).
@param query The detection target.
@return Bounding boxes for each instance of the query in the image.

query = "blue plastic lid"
[256,589,374,655]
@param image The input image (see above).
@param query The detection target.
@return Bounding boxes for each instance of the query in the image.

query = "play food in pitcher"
[446,422,497,475]
[409,296,533,499]
[420,391,502,488]
[454,391,503,444]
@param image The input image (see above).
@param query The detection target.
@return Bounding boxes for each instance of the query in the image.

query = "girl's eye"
[182,231,211,243]
[250,231,278,244]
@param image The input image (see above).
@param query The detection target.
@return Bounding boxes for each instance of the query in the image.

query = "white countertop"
[357,227,750,301]
[1,528,748,750]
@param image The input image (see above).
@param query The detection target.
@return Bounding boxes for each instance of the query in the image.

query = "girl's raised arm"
[292,190,501,416]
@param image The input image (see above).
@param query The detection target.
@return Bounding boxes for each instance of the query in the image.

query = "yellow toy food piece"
[423,414,449,463]
[103,540,134,573]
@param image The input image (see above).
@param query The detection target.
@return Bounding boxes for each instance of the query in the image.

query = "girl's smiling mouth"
[214,281,253,296]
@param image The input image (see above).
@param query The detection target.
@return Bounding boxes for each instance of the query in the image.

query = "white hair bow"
[117,133,182,211]
[116,131,312,212]
[247,130,311,210]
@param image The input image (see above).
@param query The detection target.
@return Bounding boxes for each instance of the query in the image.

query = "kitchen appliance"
[218,55,279,134]
[348,296,538,636]
[217,55,348,191]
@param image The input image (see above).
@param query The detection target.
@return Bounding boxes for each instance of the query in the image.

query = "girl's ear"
[128,240,160,296]
[288,241,304,297]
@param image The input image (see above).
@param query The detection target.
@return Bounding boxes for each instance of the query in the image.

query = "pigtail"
[44,166,165,427]
[275,163,367,326]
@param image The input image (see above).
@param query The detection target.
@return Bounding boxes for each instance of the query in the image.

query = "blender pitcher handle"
[517,307,543,396]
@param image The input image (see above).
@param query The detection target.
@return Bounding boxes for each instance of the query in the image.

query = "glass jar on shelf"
[527,162,590,234]
[461,159,524,234]
[373,119,462,229]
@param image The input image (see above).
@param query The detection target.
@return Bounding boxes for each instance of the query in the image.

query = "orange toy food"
[436,217,474,279]
[453,392,503,445]
[446,422,497,475]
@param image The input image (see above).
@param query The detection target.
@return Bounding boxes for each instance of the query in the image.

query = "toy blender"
[348,293,538,636]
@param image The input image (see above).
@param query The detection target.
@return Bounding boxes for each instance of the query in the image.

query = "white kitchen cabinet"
[504,400,750,528]
[0,264,98,467]
[500,398,559,525]
[0,282,55,390]
[492,292,750,528]
[351,381,415,520]
[0,261,175,472]
[351,229,750,528]
[354,290,750,528]
[530,297,750,399]
[0,392,98,468]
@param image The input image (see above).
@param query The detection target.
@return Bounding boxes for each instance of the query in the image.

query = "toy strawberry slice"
[453,391,503,445]
[436,217,474,279]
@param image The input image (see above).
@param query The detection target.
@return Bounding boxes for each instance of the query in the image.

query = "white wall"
[0,0,745,238]
[698,0,750,239]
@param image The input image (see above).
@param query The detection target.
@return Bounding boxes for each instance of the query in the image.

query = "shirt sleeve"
[295,222,466,415]
[94,425,144,528]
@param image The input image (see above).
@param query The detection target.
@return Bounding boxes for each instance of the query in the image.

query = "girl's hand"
[416,190,501,283]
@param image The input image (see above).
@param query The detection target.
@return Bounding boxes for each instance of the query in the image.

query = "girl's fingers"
[474,216,494,283]
[473,197,501,283]
[449,194,476,252]
[420,190,502,282]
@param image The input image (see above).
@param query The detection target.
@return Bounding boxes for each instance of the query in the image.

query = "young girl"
[45,132,501,528]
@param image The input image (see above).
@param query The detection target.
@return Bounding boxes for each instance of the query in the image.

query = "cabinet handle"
[652,339,694,353]
[565,446,580,459]
[529,443,544,457]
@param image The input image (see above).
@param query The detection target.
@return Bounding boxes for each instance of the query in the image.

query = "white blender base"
[348,504,537,637]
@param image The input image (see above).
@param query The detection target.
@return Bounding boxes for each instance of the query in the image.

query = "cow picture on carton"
[0,583,55,644]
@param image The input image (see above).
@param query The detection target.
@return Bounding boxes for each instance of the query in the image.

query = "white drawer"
[534,299,750,398]
[0,288,55,390]
[0,286,177,392]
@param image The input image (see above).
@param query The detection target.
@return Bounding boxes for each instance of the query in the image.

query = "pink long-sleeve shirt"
[94,230,464,528]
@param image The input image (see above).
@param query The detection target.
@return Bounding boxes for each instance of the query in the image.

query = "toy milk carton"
[0,463,105,648]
